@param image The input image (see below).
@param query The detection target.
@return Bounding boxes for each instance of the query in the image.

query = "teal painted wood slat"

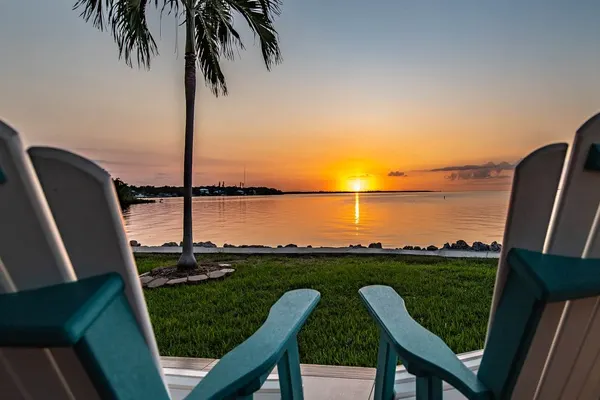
[0,273,123,347]
[237,376,267,398]
[373,332,397,400]
[584,143,600,171]
[477,271,543,399]
[277,340,304,399]
[186,289,320,400]
[416,376,442,400]
[359,286,491,400]
[76,294,170,400]
[508,248,600,302]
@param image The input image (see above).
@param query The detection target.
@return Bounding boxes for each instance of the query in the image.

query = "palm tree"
[74,0,282,270]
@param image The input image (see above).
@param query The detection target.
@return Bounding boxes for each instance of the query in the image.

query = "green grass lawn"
[136,254,497,367]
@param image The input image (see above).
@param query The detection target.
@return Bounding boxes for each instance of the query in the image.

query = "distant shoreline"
[131,190,438,200]
[283,190,437,195]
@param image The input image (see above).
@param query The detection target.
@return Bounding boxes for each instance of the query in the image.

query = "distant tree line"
[131,184,283,197]
[112,178,154,208]
[110,180,283,202]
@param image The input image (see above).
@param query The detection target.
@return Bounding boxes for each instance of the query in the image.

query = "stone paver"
[188,274,208,283]
[167,277,188,285]
[218,263,232,267]
[140,276,155,285]
[140,266,236,288]
[147,277,168,288]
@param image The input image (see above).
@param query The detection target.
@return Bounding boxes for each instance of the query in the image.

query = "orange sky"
[2,1,600,192]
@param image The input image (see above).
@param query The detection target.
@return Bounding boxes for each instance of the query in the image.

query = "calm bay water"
[123,191,511,248]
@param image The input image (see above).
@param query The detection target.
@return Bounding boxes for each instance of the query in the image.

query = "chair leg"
[416,376,442,400]
[277,340,304,399]
[374,332,397,400]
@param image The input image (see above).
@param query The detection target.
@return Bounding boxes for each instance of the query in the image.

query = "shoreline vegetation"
[137,253,495,366]
[113,178,156,208]
[135,184,284,198]
[114,178,284,207]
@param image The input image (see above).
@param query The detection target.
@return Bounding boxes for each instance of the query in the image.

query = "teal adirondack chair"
[0,120,320,399]
[360,114,600,400]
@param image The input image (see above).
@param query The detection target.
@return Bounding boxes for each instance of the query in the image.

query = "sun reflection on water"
[354,192,360,226]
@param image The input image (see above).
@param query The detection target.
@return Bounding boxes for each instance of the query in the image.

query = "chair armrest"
[359,285,490,399]
[186,289,320,400]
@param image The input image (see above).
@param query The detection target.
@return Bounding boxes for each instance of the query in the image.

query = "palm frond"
[194,5,228,95]
[200,0,245,60]
[154,0,180,15]
[226,0,282,69]
[257,0,281,17]
[74,0,159,69]
[74,0,106,29]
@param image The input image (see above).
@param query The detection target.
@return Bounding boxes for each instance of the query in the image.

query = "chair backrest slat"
[0,122,96,399]
[0,353,28,400]
[486,143,567,338]
[578,352,600,399]
[560,307,600,399]
[520,114,600,400]
[50,347,103,400]
[0,123,74,289]
[27,147,164,383]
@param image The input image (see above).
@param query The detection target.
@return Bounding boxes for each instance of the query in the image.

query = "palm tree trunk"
[177,6,198,270]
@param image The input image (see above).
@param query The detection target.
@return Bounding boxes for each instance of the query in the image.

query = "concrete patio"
[162,350,483,399]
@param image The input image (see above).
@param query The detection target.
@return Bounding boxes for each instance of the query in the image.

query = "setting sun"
[348,175,371,192]
[345,173,381,192]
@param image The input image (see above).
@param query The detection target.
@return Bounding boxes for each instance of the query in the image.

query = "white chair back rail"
[28,146,163,379]
[0,121,97,398]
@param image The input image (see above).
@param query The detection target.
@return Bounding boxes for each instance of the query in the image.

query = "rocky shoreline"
[129,239,502,252]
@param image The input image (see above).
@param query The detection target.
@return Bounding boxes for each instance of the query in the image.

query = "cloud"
[445,171,512,181]
[388,171,407,177]
[426,161,515,181]
[93,159,162,167]
[430,161,515,173]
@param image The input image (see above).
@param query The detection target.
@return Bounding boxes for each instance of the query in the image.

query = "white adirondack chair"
[487,113,600,399]
[0,120,319,399]
[360,114,600,399]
